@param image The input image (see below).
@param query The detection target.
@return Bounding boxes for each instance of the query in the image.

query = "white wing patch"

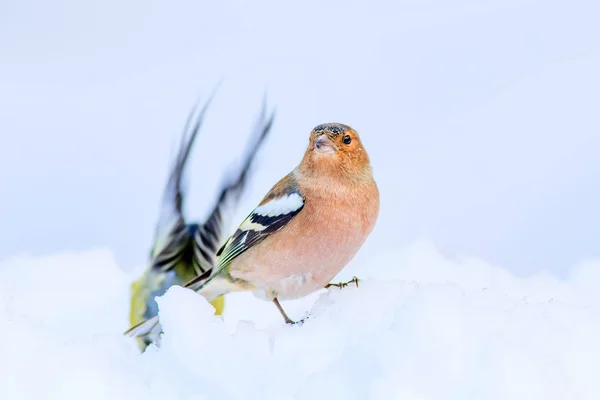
[239,219,268,232]
[253,193,304,217]
[214,188,305,271]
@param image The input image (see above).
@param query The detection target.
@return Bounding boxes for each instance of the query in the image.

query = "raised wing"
[192,96,276,273]
[151,86,220,272]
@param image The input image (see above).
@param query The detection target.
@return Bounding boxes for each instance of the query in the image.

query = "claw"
[286,317,306,325]
[324,276,360,289]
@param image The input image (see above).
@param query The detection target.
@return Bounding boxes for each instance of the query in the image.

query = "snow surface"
[1,241,599,399]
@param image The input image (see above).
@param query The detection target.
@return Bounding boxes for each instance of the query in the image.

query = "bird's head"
[301,123,372,180]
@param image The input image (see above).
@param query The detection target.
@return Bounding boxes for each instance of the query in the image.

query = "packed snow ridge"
[1,240,599,400]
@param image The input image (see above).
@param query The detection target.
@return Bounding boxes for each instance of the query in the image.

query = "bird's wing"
[191,97,276,274]
[126,172,300,341]
[187,172,305,291]
[151,86,220,272]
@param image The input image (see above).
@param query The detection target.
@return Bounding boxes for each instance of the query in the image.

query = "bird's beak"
[314,134,336,154]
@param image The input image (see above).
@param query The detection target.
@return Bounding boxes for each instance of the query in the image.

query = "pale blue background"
[1,0,598,278]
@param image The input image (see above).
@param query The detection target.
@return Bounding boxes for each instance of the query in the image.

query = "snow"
[1,242,599,399]
[2,1,598,398]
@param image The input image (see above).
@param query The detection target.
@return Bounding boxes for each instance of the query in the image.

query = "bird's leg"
[273,298,297,324]
[324,276,360,289]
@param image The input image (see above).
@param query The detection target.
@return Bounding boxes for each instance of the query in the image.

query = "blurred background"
[1,0,598,279]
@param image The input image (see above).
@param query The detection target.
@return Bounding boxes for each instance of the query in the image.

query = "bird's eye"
[343,135,352,145]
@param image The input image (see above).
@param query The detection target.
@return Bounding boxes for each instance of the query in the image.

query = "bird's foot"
[274,298,301,325]
[324,276,360,289]
[274,298,314,326]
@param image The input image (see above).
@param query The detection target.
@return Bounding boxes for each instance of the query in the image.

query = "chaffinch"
[126,122,379,339]
[128,91,275,350]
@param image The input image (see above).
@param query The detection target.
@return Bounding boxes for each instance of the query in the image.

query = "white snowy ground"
[1,241,599,400]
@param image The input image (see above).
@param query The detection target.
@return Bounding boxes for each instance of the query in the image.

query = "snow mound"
[1,243,599,399]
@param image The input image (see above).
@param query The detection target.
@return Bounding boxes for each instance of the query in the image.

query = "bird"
[125,122,379,339]
[128,90,275,350]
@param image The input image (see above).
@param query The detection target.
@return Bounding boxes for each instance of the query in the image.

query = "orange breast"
[229,181,379,300]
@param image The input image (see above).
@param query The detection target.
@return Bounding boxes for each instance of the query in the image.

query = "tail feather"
[124,315,161,340]
[124,268,214,340]
[124,270,223,342]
